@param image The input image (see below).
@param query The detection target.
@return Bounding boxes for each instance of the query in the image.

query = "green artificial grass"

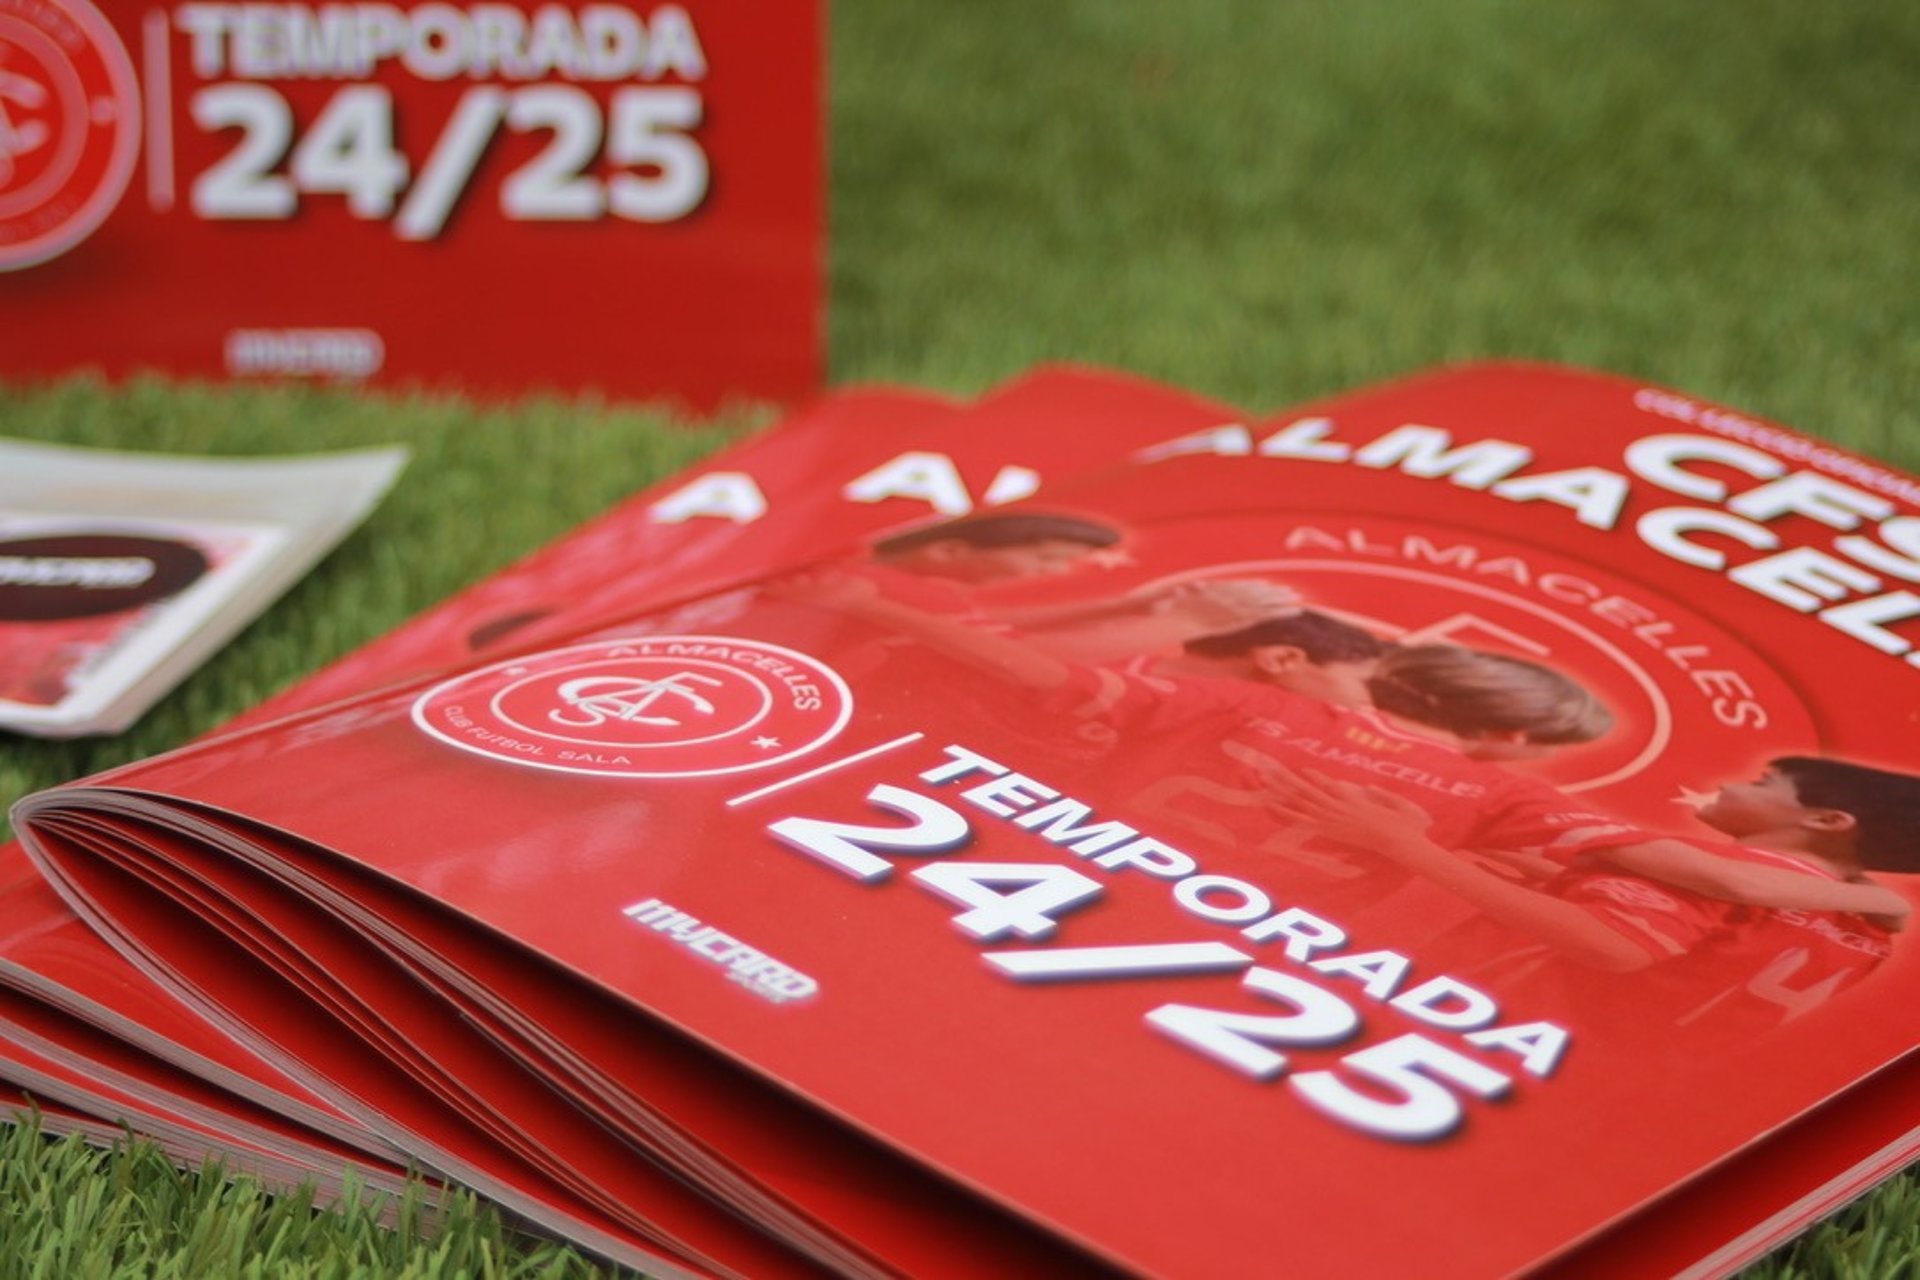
[0,1114,609,1279]
[833,0,1920,465]
[5,0,1920,1273]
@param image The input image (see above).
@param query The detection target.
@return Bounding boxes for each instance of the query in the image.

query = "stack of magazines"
[7,363,1920,1277]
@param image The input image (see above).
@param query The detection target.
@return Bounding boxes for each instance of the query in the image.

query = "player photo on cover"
[773,506,1914,1051]
[17,365,1920,1278]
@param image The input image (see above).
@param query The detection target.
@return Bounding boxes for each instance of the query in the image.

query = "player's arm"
[783,571,1073,690]
[1266,768,1655,971]
[1464,845,1567,880]
[1013,579,1304,665]
[991,594,1157,630]
[1592,839,1910,929]
[1000,608,1204,665]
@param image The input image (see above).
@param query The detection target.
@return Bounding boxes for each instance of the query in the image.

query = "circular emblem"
[0,0,140,271]
[411,635,855,779]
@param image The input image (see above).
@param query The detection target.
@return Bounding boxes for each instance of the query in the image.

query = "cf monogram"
[549,672,726,728]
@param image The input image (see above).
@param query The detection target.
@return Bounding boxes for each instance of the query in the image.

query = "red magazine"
[1,368,1251,1274]
[242,363,1244,723]
[15,364,1920,1275]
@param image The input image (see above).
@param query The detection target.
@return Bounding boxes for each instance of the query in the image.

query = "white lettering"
[1637,506,1778,570]
[843,451,974,516]
[1728,547,1880,612]
[648,472,768,525]
[1352,426,1532,490]
[1623,433,1786,501]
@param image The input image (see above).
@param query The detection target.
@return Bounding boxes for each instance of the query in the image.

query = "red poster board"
[0,0,821,407]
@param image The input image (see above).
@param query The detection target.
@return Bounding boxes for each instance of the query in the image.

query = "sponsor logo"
[0,533,208,620]
[0,0,140,271]
[1582,877,1680,913]
[411,634,853,778]
[621,897,818,1004]
[225,328,385,380]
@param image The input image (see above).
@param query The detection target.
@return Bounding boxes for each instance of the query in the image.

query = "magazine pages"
[0,370,1250,1276]
[0,439,407,736]
[14,364,1920,1274]
[1552,1054,1920,1276]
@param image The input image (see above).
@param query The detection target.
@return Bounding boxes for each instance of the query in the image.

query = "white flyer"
[0,439,407,737]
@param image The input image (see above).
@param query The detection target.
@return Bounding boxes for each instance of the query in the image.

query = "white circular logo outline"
[411,635,854,780]
[488,656,776,751]
[0,0,141,272]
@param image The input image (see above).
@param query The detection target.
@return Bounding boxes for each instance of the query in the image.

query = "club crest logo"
[0,0,140,271]
[411,635,854,779]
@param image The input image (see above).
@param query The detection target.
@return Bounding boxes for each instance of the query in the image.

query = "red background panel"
[0,0,821,408]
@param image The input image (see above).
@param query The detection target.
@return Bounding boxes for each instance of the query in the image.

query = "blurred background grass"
[833,0,1918,465]
[3,0,1918,1273]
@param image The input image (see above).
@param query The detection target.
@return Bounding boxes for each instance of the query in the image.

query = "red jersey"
[847,560,990,616]
[627,559,989,651]
[1443,841,1892,1041]
[1050,666,1623,917]
[810,560,999,682]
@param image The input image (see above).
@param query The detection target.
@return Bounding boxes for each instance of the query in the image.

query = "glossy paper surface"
[21,365,1920,1276]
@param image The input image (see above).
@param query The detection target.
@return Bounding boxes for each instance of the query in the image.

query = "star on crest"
[752,735,782,750]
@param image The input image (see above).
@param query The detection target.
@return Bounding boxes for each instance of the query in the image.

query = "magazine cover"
[0,370,1251,1277]
[16,364,1920,1275]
